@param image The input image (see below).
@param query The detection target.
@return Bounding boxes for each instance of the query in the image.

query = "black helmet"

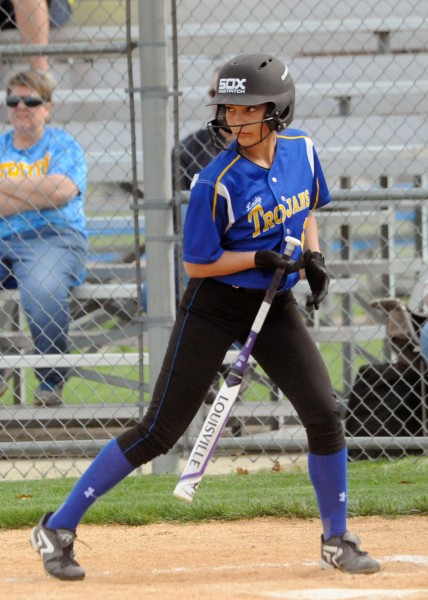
[208,53,295,132]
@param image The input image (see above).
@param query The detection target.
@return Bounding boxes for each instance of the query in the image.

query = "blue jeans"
[0,226,87,386]
[49,0,73,28]
[0,0,72,30]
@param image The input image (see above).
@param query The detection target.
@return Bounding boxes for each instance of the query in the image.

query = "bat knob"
[284,236,302,256]
[284,235,301,247]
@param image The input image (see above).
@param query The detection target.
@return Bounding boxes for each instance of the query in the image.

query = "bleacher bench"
[175,14,428,57]
[0,215,146,405]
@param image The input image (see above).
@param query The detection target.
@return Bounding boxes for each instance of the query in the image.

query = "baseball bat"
[173,235,302,502]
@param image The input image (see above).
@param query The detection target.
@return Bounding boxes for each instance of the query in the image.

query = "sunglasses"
[6,95,45,108]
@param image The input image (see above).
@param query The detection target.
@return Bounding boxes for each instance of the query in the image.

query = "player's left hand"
[303,250,330,310]
[255,249,305,273]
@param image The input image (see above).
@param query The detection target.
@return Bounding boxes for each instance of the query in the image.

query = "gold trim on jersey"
[212,155,241,220]
[313,178,321,210]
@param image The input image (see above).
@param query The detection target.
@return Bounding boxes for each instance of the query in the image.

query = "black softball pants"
[118,277,345,466]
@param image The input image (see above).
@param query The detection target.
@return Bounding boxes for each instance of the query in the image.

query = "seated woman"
[0,70,87,405]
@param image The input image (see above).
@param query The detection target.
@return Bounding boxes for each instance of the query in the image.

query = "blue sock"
[47,439,135,531]
[308,447,348,540]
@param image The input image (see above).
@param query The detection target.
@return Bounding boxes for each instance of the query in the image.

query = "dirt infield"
[2,516,427,600]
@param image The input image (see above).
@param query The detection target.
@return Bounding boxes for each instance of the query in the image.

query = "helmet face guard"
[207,53,295,149]
[207,110,274,150]
[207,118,231,150]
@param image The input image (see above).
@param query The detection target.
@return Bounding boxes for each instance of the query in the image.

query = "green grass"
[71,0,138,27]
[237,339,384,402]
[0,363,143,405]
[1,457,427,529]
[321,339,384,394]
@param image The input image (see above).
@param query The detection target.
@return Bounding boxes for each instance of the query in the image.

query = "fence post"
[138,0,179,473]
[379,177,396,298]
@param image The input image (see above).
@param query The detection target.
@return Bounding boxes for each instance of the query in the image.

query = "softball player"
[30,53,380,580]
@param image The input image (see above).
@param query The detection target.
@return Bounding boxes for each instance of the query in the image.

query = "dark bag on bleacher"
[345,362,424,458]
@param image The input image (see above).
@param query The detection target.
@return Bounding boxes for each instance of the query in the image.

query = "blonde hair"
[6,71,55,102]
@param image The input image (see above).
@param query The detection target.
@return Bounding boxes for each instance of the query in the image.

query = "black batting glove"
[303,250,330,310]
[255,249,304,274]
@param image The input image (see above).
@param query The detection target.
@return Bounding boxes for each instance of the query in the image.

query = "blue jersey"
[183,129,331,291]
[0,126,87,239]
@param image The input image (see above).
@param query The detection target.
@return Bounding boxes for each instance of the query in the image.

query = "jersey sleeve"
[183,175,227,264]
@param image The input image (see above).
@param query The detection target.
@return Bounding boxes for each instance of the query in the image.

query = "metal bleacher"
[176,0,427,184]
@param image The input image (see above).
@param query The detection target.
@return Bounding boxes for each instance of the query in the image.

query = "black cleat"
[320,531,380,574]
[30,512,85,580]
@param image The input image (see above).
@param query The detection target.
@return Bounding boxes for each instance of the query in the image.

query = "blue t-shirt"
[0,126,87,239]
[183,129,331,292]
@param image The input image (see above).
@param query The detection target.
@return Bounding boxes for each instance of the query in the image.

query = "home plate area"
[2,516,428,600]
[260,590,425,599]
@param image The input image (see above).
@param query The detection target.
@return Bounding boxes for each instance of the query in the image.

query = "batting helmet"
[208,53,295,132]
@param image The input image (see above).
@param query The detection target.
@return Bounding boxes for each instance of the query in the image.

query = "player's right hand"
[255,250,304,273]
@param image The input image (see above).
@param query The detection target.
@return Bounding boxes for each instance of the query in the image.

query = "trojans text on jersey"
[248,189,310,237]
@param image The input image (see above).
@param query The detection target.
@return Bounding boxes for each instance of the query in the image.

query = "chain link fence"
[1,0,428,480]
